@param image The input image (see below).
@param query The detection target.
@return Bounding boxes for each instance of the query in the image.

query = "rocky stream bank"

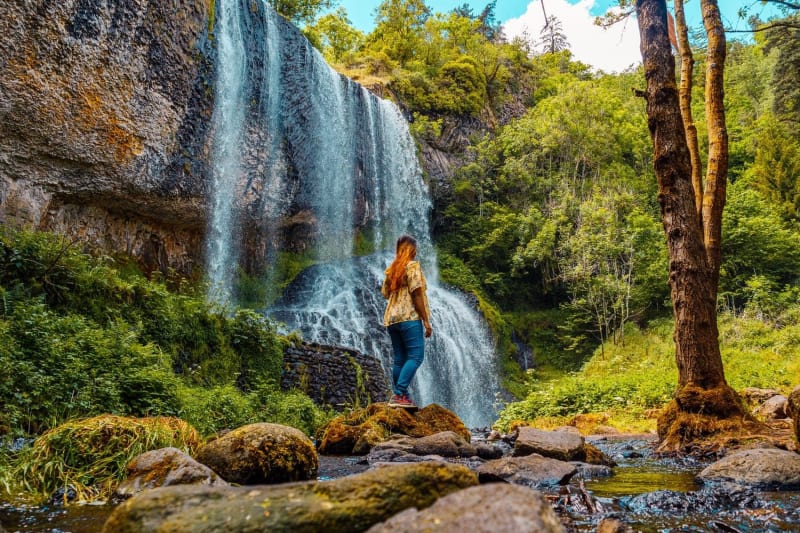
[3,389,800,532]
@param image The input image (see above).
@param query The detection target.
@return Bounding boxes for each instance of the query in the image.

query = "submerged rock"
[410,431,477,458]
[114,447,227,500]
[195,423,318,484]
[102,462,478,533]
[317,403,469,455]
[697,448,800,490]
[475,455,577,489]
[366,483,564,533]
[623,481,765,515]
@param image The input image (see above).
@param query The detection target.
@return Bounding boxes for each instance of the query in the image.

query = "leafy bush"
[177,383,334,437]
[0,301,180,434]
[177,384,258,436]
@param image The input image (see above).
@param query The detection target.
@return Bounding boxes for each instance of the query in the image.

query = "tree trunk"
[673,0,704,218]
[635,0,747,452]
[700,0,728,291]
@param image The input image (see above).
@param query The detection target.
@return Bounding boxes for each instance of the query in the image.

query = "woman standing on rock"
[381,235,432,409]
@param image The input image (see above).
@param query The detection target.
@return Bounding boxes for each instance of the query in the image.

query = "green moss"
[345,352,368,408]
[207,0,216,34]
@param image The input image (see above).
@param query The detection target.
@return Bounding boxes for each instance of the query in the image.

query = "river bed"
[2,436,800,532]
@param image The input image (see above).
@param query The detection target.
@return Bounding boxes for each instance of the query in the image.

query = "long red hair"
[386,235,417,293]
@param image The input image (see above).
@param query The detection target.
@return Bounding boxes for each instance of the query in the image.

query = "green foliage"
[177,383,334,437]
[303,7,365,63]
[0,301,180,434]
[0,229,331,444]
[497,309,800,431]
[231,309,284,389]
[267,0,335,26]
[1,415,200,502]
[746,114,800,219]
[721,182,800,307]
[177,384,259,436]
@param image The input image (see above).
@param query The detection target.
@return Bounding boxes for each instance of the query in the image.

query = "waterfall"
[207,0,498,427]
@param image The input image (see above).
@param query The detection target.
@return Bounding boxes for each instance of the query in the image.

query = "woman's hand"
[423,320,432,338]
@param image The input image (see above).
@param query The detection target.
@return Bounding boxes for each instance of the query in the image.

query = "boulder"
[741,387,782,406]
[752,395,788,420]
[571,462,613,479]
[366,483,564,533]
[788,386,800,444]
[474,442,503,460]
[195,423,317,484]
[597,518,634,533]
[514,426,585,461]
[475,455,577,489]
[318,403,469,455]
[698,448,800,490]
[113,447,227,500]
[411,431,477,458]
[102,462,478,533]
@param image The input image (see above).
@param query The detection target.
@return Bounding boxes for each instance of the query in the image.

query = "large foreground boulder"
[195,423,317,484]
[475,455,577,489]
[366,483,565,533]
[318,403,470,455]
[697,448,800,490]
[102,462,478,533]
[114,447,227,500]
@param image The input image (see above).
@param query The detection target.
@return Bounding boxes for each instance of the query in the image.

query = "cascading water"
[207,0,498,427]
[205,0,246,303]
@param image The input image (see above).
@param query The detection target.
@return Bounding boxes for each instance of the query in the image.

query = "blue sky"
[332,1,784,72]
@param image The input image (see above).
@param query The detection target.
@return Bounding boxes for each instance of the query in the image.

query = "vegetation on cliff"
[0,229,331,440]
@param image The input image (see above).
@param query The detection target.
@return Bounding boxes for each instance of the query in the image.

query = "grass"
[496,311,800,433]
[2,415,200,503]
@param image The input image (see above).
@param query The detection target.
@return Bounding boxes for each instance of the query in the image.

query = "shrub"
[0,302,180,434]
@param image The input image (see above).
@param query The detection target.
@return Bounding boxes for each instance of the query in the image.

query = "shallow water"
[3,437,800,532]
[570,436,800,532]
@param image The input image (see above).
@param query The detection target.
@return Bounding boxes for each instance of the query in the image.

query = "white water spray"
[208,0,499,426]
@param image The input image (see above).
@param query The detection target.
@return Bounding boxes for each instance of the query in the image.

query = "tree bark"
[673,0,703,218]
[700,0,728,289]
[635,0,746,451]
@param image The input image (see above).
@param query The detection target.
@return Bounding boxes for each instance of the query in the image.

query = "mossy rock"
[195,423,318,484]
[114,447,227,500]
[317,403,470,455]
[102,462,478,533]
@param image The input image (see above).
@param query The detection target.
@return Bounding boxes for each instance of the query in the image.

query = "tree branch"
[725,21,800,33]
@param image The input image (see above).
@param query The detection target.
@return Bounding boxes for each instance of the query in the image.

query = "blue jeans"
[387,320,425,396]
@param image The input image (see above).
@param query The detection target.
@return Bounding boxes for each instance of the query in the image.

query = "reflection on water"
[0,501,113,533]
[585,461,700,498]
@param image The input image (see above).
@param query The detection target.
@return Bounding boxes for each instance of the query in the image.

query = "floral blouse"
[381,261,431,326]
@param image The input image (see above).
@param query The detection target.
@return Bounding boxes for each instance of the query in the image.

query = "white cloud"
[503,0,642,73]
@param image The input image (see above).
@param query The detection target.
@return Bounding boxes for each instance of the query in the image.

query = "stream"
[2,435,799,532]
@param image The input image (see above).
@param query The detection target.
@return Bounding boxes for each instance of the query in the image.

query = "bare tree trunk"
[673,0,704,218]
[700,0,728,292]
[635,0,747,452]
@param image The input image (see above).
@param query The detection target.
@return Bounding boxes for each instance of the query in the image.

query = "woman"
[381,235,432,408]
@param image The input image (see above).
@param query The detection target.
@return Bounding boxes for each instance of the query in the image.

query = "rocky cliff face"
[0,0,213,275]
